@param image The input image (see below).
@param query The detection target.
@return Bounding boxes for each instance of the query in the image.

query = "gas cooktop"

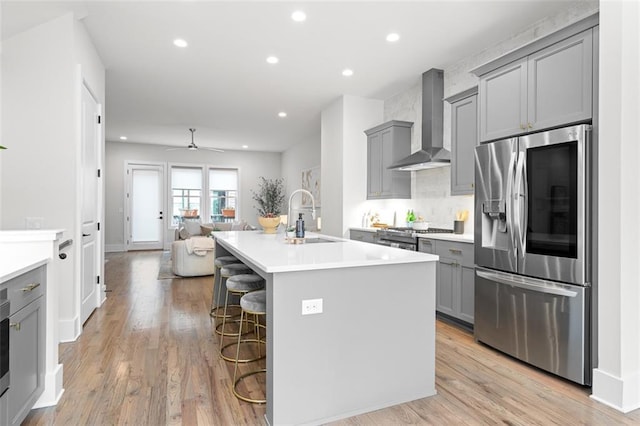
[380,227,454,234]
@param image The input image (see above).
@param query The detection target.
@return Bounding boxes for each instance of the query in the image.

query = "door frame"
[124,161,166,251]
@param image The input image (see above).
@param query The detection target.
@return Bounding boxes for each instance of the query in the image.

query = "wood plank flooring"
[24,250,640,425]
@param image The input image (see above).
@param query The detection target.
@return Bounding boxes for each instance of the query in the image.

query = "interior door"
[80,83,100,325]
[127,164,164,251]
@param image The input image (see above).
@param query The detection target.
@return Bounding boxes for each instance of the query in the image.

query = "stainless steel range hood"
[388,68,450,171]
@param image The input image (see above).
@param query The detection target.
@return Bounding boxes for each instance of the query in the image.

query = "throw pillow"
[200,224,214,235]
[183,220,202,236]
[179,227,190,240]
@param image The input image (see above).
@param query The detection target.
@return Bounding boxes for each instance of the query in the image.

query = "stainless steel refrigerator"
[474,124,592,385]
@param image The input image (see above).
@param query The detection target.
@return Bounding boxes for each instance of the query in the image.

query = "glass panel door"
[127,163,165,251]
[526,141,578,258]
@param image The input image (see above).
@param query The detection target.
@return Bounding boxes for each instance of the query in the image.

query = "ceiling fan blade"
[165,147,185,151]
[201,147,225,153]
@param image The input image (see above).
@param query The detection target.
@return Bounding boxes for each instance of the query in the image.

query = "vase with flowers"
[252,177,285,234]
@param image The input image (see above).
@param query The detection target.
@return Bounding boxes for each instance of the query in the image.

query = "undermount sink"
[304,237,338,244]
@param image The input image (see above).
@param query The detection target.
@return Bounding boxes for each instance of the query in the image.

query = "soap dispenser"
[295,213,305,238]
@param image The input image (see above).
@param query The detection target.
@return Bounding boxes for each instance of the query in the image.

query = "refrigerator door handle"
[476,268,579,298]
[514,152,527,255]
[505,151,517,236]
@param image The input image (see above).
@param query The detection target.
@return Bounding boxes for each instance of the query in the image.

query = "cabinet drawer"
[350,230,377,244]
[434,241,474,268]
[418,238,436,254]
[4,266,45,315]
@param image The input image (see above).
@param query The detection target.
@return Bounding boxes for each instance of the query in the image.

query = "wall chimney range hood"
[388,68,450,171]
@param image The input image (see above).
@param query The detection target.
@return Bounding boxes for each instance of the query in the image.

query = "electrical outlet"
[301,298,323,315]
[25,217,44,230]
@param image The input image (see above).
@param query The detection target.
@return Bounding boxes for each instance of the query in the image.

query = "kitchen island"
[213,231,438,425]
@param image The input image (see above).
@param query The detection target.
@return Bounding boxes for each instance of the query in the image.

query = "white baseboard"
[105,244,125,252]
[33,363,64,408]
[592,368,640,413]
[59,316,81,342]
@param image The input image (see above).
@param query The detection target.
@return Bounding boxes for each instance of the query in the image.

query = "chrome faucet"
[287,189,316,228]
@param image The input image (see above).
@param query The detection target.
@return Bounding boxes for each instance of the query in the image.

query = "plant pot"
[258,216,281,234]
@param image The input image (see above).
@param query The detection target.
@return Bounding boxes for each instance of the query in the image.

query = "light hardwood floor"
[24,250,640,425]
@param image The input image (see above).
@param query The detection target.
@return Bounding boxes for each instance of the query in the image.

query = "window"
[169,165,239,227]
[171,167,203,226]
[209,169,238,222]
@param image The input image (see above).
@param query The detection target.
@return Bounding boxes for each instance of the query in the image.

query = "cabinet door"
[8,297,44,426]
[350,230,376,244]
[379,128,395,197]
[528,29,593,132]
[451,94,478,195]
[479,58,527,142]
[436,260,457,317]
[459,266,475,324]
[367,132,383,198]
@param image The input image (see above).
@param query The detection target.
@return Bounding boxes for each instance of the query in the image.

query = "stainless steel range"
[376,227,454,251]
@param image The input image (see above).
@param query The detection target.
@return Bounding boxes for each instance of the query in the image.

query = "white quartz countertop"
[214,231,438,273]
[0,229,64,282]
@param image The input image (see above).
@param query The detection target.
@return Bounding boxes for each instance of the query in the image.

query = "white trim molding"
[592,369,640,413]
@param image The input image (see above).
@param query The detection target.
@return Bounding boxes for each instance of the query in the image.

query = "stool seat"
[215,256,237,267]
[227,274,265,293]
[221,263,253,276]
[240,289,266,313]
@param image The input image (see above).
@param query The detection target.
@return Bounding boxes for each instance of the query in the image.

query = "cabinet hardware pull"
[528,122,533,129]
[10,322,20,331]
[21,283,41,292]
[83,233,91,237]
[520,124,526,130]
[449,249,462,254]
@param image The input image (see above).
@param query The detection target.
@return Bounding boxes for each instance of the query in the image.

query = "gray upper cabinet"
[527,29,593,132]
[478,28,593,142]
[447,88,478,195]
[365,120,412,200]
[479,58,527,142]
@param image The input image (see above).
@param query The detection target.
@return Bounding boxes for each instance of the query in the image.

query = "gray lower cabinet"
[365,120,412,200]
[349,229,377,244]
[446,88,478,195]
[5,265,46,426]
[478,28,593,142]
[419,238,474,325]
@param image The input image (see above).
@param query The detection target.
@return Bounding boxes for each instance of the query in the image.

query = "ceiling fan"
[166,128,224,152]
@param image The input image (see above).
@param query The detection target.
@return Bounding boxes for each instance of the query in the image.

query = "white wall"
[1,12,105,341]
[321,96,383,238]
[281,134,321,230]
[105,141,281,250]
[591,0,640,413]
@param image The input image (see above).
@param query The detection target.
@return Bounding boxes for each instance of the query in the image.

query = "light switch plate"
[301,298,323,315]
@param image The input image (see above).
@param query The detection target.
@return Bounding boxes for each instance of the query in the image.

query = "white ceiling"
[2,1,588,152]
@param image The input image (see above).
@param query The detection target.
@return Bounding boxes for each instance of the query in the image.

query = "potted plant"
[251,177,285,234]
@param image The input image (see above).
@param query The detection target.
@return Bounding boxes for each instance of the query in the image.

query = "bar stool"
[214,263,253,336]
[219,273,265,362]
[232,289,267,404]
[210,255,238,318]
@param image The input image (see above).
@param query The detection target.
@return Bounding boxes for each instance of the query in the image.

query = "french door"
[126,163,165,250]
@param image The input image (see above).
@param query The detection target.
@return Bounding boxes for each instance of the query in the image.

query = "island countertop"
[213,230,438,273]
[212,230,438,425]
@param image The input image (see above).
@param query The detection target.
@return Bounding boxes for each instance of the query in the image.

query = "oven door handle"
[476,268,578,297]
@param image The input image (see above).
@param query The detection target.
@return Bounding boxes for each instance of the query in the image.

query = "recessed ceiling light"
[386,33,400,42]
[119,136,127,140]
[242,145,249,149]
[342,69,354,77]
[278,112,287,118]
[291,11,306,22]
[173,39,188,48]
[266,56,279,64]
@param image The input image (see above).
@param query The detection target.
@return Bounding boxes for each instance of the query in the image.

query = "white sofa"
[171,220,255,277]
